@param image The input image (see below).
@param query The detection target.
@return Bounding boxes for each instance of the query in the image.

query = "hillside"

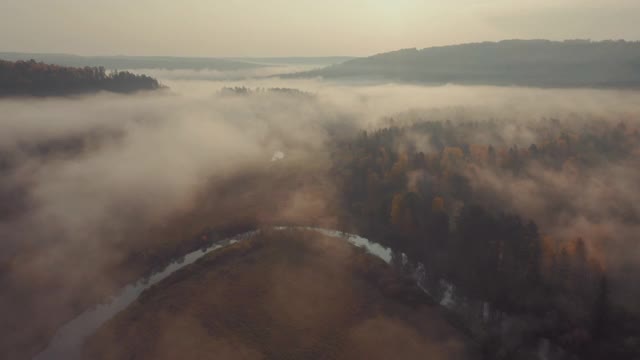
[289,40,640,88]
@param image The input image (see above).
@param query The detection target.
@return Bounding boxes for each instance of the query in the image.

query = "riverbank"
[84,229,478,359]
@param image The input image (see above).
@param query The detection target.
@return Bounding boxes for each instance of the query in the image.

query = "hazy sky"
[2,0,640,57]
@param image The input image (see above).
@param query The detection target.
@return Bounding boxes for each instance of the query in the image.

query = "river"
[34,226,558,360]
[34,227,393,360]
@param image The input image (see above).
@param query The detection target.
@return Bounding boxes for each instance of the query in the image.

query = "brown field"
[84,229,476,360]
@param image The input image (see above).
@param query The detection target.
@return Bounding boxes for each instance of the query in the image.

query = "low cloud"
[4,73,640,355]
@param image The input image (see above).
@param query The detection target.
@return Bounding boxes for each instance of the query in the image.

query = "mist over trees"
[219,86,315,99]
[331,116,640,359]
[2,75,640,359]
[0,59,161,96]
[291,40,640,88]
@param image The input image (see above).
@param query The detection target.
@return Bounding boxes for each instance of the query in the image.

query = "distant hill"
[227,56,355,66]
[0,59,161,97]
[0,53,354,71]
[0,53,263,71]
[287,40,640,88]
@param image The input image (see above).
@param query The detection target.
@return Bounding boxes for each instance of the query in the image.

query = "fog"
[1,82,340,263]
[3,71,640,357]
[4,76,640,264]
[131,65,321,81]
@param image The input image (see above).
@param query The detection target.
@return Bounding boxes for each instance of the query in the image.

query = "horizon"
[2,38,639,59]
[2,0,640,57]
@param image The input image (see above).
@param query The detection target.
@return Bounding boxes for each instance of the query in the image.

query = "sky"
[1,0,640,57]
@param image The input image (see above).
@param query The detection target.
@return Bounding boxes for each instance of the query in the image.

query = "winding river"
[34,226,557,360]
[34,227,393,360]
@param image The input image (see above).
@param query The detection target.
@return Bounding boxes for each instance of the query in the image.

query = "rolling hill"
[287,40,640,88]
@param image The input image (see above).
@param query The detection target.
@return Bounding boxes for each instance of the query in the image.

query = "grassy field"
[84,229,476,359]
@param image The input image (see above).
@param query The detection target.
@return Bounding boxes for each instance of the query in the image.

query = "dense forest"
[0,59,161,96]
[291,40,640,88]
[330,117,640,359]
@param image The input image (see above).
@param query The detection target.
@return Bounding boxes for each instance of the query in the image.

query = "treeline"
[0,59,161,96]
[219,86,314,98]
[331,118,640,359]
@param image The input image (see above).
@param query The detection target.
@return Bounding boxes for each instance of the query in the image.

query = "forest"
[0,59,161,96]
[330,116,640,359]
